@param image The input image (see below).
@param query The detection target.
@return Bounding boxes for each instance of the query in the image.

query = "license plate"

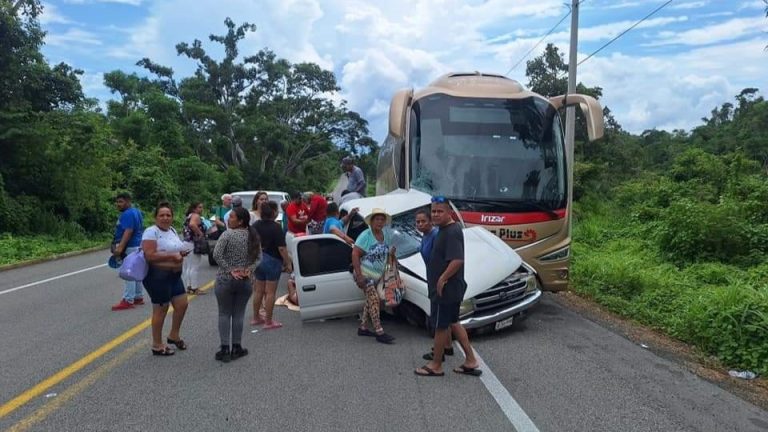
[494,316,514,331]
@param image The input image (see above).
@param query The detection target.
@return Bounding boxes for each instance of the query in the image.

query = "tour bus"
[376,72,604,291]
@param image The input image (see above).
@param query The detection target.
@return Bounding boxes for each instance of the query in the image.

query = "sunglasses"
[431,196,447,203]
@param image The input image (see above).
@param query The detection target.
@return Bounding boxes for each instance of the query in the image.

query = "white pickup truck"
[288,188,542,333]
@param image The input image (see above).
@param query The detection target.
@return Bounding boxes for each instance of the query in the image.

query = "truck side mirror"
[388,89,413,139]
[549,94,605,141]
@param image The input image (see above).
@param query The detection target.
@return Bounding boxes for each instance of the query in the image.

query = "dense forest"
[1,2,767,374]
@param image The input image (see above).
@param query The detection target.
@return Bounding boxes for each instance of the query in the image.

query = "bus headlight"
[539,245,569,262]
[524,275,539,294]
[459,299,474,316]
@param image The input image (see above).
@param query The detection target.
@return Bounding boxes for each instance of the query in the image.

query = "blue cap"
[108,256,121,269]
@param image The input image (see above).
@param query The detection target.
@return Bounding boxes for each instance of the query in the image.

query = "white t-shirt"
[142,225,185,252]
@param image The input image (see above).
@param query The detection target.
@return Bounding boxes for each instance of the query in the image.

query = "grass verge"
[571,201,768,376]
[0,233,110,267]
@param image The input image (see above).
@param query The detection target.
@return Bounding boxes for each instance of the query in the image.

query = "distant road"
[1,251,766,431]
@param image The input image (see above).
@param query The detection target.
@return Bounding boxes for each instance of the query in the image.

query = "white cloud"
[58,0,766,140]
[670,1,709,10]
[647,16,766,46]
[64,0,143,5]
[39,2,72,25]
[579,38,768,133]
[737,0,766,10]
[603,1,644,9]
[46,28,102,46]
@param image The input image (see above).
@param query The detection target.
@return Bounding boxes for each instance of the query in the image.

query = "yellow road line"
[0,280,214,420]
[6,341,145,432]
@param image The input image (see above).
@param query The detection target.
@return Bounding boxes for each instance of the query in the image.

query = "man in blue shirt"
[323,202,357,245]
[111,192,145,311]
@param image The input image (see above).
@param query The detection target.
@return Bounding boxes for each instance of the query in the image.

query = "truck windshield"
[409,94,566,211]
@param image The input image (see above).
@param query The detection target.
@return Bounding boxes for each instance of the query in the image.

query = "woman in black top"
[252,202,293,329]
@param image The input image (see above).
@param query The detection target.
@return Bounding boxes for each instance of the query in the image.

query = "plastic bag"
[119,249,148,282]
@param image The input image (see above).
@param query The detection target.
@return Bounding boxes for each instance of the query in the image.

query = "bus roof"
[414,72,545,101]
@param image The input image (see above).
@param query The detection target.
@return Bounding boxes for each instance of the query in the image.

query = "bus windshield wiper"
[448,197,560,220]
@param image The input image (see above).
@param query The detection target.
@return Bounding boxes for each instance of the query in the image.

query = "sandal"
[414,366,444,377]
[453,365,482,376]
[151,346,175,356]
[166,338,187,350]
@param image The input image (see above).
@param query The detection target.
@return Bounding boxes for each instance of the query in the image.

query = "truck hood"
[341,187,524,298]
[339,188,432,217]
[398,226,522,299]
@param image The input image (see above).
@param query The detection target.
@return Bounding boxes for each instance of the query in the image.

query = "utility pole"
[565,0,579,236]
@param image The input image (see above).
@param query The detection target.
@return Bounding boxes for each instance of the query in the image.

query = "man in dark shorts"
[415,196,481,377]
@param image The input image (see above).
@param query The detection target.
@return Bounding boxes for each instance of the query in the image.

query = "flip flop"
[453,365,482,376]
[414,366,444,377]
[166,338,187,350]
[151,346,175,356]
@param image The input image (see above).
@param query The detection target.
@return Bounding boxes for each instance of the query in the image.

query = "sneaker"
[133,297,145,305]
[263,320,283,330]
[111,299,135,311]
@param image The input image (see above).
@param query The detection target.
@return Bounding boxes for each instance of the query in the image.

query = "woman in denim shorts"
[252,202,293,329]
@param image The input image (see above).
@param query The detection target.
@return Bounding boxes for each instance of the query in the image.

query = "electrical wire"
[575,0,674,67]
[505,9,572,75]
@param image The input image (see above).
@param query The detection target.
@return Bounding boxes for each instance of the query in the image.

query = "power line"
[505,3,580,75]
[576,0,674,67]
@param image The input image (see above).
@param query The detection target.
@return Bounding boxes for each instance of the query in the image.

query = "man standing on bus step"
[111,192,145,311]
[341,156,366,197]
[415,196,481,377]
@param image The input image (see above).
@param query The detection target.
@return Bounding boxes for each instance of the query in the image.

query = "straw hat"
[364,208,392,226]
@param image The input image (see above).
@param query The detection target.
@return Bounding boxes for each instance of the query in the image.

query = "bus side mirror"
[549,94,605,141]
[389,89,413,139]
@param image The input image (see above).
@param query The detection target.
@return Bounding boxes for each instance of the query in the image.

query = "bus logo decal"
[480,214,506,224]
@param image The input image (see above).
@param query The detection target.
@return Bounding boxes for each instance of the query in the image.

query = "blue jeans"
[121,246,143,301]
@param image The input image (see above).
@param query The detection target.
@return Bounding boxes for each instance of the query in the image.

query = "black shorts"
[142,266,185,305]
[430,301,461,330]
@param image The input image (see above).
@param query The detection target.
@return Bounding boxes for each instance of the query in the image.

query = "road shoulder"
[551,290,768,412]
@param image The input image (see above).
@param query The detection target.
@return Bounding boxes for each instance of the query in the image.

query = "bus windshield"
[409,94,566,212]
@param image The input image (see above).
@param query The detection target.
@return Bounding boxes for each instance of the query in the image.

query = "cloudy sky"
[39,0,768,139]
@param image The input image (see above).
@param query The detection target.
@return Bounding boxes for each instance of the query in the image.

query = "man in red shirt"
[304,192,328,235]
[286,192,309,234]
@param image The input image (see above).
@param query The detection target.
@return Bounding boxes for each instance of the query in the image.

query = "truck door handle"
[302,285,316,292]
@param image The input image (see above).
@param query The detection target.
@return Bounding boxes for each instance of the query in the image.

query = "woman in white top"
[141,202,190,356]
[249,191,268,225]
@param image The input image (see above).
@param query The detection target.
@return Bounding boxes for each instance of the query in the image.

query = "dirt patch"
[550,290,768,411]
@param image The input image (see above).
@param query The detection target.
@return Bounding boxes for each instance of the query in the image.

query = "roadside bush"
[656,199,753,265]
[572,204,768,375]
[682,283,768,375]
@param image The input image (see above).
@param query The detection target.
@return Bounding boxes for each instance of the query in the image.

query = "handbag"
[119,249,148,282]
[377,253,405,307]
[193,234,209,255]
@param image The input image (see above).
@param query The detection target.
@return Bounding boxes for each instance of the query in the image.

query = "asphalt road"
[1,250,766,432]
